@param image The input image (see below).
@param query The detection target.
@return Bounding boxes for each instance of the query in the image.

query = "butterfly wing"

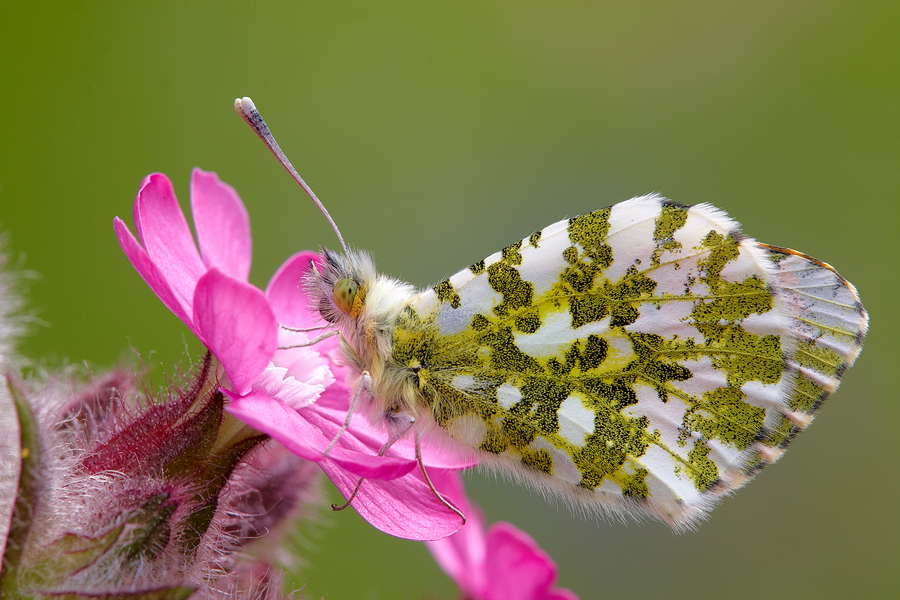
[392,194,867,528]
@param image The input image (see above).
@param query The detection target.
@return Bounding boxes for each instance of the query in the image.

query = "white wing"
[393,195,867,528]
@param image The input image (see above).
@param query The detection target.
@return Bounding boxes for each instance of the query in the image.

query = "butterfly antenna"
[234,97,349,254]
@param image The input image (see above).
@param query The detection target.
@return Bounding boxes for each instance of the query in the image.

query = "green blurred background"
[2,2,897,598]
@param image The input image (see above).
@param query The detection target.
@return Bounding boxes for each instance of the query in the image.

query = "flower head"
[114,169,277,395]
[426,471,578,600]
[228,250,474,540]
[115,171,470,540]
[0,356,311,599]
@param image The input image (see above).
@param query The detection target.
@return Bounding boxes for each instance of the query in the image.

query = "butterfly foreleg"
[280,324,331,333]
[277,326,341,349]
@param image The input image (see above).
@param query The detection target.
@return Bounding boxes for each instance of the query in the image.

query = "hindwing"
[390,194,867,527]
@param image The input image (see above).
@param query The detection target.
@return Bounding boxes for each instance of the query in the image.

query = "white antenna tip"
[234,97,350,254]
[234,96,256,115]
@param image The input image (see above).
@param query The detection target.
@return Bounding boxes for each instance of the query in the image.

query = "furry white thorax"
[304,247,423,427]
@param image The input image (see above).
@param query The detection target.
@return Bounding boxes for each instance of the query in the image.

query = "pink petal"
[114,217,194,330]
[483,524,568,600]
[132,173,206,311]
[266,251,328,330]
[299,402,420,479]
[427,472,577,599]
[226,391,329,462]
[310,378,479,471]
[310,365,359,411]
[319,454,466,541]
[190,168,251,281]
[193,270,277,395]
[227,393,465,540]
[225,393,416,480]
[253,363,328,410]
[274,345,335,392]
[357,420,479,470]
[408,429,481,470]
[301,402,466,540]
[546,587,580,600]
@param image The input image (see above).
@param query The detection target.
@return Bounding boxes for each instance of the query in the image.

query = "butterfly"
[236,98,868,530]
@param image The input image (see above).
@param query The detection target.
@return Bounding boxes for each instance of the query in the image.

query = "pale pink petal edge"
[190,168,251,281]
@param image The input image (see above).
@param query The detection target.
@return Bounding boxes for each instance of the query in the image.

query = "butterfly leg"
[323,371,373,455]
[277,327,340,349]
[414,433,467,523]
[331,405,416,511]
[329,373,373,512]
[279,324,330,333]
[332,479,364,511]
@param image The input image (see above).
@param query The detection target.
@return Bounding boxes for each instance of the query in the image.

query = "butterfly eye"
[333,278,362,316]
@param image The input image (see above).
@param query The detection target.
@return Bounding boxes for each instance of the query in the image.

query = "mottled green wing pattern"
[392,195,867,528]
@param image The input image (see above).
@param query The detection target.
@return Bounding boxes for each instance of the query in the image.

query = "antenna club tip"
[232,96,348,252]
[234,96,257,115]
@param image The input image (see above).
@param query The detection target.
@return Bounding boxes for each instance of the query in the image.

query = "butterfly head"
[305,247,418,361]
[305,247,376,326]
[333,277,364,317]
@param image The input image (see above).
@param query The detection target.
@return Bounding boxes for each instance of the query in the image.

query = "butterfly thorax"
[306,248,426,425]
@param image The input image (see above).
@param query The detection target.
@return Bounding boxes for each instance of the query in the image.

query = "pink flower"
[114,169,277,396]
[427,471,578,600]
[229,250,474,540]
[115,170,469,540]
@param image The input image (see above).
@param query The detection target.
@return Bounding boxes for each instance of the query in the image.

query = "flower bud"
[0,353,318,599]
